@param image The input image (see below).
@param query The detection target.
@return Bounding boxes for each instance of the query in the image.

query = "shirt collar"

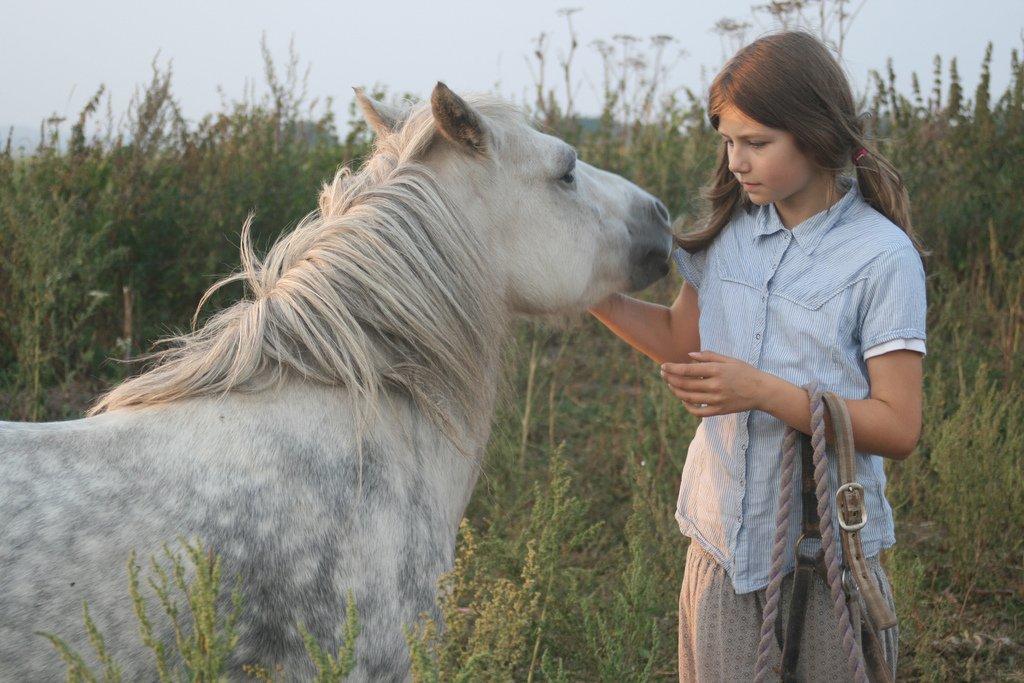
[752,176,859,256]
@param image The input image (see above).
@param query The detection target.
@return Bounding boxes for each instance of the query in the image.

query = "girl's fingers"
[671,387,716,404]
[689,350,732,363]
[671,386,717,407]
[663,374,717,393]
[661,362,720,377]
[682,401,719,417]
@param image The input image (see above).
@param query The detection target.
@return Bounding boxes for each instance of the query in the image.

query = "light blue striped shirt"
[672,175,927,594]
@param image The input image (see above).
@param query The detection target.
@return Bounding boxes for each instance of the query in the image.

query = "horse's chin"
[625,259,671,292]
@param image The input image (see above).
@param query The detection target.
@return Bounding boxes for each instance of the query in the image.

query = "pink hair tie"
[852,147,868,163]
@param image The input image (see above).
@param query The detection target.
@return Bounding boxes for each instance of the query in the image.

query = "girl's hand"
[660,350,767,417]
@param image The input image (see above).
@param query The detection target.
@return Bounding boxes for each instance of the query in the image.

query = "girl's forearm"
[589,293,689,365]
[754,371,917,460]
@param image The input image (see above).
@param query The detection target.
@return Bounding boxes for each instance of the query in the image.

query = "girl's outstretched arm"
[589,281,701,365]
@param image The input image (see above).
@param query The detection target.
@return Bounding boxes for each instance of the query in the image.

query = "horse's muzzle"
[626,199,672,291]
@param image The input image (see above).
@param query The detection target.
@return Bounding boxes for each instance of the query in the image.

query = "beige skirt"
[678,542,898,682]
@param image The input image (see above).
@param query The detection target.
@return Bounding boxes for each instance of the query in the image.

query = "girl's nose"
[728,152,750,174]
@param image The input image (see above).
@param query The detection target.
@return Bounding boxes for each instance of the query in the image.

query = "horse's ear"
[353,87,405,136]
[430,82,488,154]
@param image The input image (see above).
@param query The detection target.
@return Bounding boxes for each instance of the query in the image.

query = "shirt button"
[755,333,761,339]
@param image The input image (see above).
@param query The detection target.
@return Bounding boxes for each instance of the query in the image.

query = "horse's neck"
[405,351,505,526]
[91,344,507,535]
[269,361,503,531]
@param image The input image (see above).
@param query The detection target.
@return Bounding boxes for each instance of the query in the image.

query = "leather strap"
[821,391,898,632]
[843,586,895,683]
[780,556,816,680]
[860,607,895,683]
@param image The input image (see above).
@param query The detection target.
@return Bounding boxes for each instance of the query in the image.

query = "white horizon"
[2,0,1020,147]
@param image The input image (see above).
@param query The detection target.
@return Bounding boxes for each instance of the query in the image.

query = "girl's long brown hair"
[675,30,925,255]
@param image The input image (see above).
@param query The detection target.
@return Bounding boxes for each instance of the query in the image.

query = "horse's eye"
[560,171,575,185]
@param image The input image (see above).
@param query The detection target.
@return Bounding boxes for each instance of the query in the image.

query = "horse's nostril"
[652,199,670,223]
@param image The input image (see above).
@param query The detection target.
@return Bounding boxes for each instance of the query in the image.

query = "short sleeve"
[863,337,926,361]
[857,245,927,358]
[672,247,708,291]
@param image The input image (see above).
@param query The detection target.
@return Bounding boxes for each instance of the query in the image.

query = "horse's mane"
[89,96,520,448]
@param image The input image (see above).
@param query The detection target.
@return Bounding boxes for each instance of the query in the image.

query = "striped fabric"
[672,175,927,594]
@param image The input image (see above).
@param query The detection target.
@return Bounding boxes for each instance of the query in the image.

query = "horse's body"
[0,84,671,680]
[2,382,481,679]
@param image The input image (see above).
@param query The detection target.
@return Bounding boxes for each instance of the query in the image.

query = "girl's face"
[716,104,824,208]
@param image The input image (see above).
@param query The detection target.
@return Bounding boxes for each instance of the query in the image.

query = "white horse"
[0,82,672,681]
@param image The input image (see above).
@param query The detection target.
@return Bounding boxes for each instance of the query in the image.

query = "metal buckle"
[794,532,820,562]
[835,482,867,531]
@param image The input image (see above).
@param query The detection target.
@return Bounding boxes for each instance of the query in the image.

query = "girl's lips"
[742,182,760,188]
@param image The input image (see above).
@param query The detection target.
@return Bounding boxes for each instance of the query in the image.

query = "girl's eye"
[723,139,766,149]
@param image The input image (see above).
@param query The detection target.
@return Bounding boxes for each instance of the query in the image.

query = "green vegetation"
[36,537,243,682]
[35,538,360,682]
[3,28,1021,683]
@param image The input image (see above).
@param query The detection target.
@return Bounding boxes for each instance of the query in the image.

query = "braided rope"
[752,427,799,681]
[809,385,868,683]
[753,381,868,682]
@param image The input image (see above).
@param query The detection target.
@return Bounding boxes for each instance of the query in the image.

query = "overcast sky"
[2,0,1021,143]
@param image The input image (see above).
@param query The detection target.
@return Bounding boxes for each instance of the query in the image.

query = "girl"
[589,30,926,681]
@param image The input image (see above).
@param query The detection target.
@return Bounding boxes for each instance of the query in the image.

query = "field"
[1,32,1022,682]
